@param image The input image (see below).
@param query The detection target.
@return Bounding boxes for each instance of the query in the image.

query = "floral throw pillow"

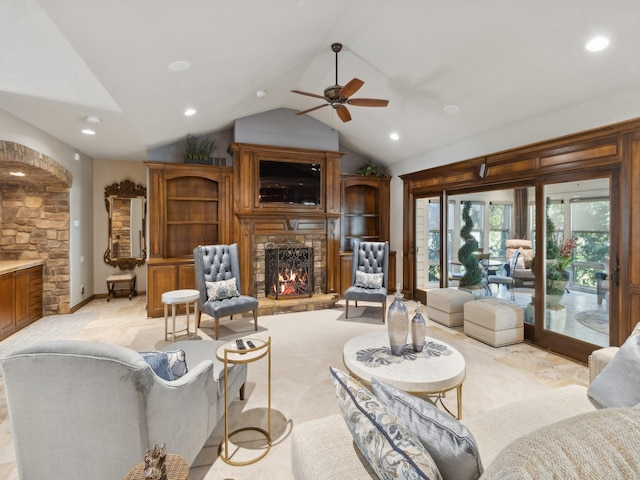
[355,270,384,289]
[206,277,240,301]
[164,349,188,379]
[329,366,442,480]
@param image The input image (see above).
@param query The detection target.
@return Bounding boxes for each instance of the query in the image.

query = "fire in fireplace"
[265,242,314,299]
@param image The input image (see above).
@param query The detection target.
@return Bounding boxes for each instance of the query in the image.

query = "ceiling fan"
[292,43,389,122]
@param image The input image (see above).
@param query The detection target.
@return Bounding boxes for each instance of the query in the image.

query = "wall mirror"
[104,180,147,270]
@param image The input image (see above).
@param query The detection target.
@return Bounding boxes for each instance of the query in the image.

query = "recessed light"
[586,36,609,52]
[81,128,96,135]
[256,90,267,98]
[184,108,197,116]
[84,115,101,123]
[168,60,191,72]
[389,132,400,141]
[443,105,460,115]
[10,171,25,177]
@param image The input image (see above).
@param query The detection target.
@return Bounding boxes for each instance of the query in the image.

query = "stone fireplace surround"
[255,234,323,300]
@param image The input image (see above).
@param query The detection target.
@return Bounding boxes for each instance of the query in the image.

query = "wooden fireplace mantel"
[230,143,344,296]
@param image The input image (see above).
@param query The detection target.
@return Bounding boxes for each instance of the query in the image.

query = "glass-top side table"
[215,336,271,465]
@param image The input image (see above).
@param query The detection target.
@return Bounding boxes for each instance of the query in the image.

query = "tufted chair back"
[193,244,258,339]
[351,241,389,289]
[196,243,244,292]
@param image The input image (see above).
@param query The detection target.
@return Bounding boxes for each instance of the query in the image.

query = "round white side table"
[162,289,200,342]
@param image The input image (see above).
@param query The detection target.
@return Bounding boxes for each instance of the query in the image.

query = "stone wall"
[0,141,72,315]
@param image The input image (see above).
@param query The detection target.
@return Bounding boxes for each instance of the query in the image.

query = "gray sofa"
[0,339,247,480]
[291,345,640,479]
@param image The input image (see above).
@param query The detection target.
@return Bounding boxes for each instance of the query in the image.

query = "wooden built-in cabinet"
[339,174,394,296]
[145,162,233,317]
[340,174,390,251]
[146,259,196,318]
[0,262,43,341]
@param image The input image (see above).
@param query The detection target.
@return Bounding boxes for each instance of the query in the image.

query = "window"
[426,200,441,282]
[571,198,610,288]
[488,203,512,258]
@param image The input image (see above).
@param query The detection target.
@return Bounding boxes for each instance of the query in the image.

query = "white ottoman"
[464,299,524,347]
[426,288,475,327]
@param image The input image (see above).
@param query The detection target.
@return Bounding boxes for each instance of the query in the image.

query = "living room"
[3,2,640,479]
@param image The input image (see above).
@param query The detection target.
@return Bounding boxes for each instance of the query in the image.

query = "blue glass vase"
[387,284,408,356]
[411,301,426,352]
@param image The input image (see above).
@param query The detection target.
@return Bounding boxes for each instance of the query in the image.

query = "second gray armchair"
[344,241,389,322]
[193,244,259,339]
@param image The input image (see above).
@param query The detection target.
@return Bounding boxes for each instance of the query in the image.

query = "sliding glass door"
[537,177,612,349]
[413,173,616,360]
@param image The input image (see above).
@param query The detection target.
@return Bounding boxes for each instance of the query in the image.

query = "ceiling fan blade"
[336,105,352,122]
[291,90,327,100]
[339,78,364,99]
[296,104,329,115]
[347,98,389,107]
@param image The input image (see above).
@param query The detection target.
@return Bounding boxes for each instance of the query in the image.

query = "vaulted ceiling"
[3,0,640,166]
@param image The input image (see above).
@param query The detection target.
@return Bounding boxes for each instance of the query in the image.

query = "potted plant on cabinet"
[183,133,216,164]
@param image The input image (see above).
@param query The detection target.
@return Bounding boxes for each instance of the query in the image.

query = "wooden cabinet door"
[178,264,195,289]
[14,269,30,329]
[0,272,16,338]
[147,265,178,317]
[29,265,43,321]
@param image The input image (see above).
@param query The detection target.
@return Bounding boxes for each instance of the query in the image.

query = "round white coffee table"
[343,330,466,418]
[162,289,200,342]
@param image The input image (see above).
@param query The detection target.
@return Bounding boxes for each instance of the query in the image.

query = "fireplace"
[265,242,314,299]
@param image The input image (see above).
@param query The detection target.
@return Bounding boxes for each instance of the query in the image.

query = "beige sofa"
[291,347,639,479]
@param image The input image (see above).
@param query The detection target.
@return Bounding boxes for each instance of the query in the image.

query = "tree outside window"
[489,203,512,258]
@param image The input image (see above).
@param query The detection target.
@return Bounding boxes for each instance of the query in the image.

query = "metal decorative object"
[143,443,167,480]
[411,301,427,352]
[387,283,409,355]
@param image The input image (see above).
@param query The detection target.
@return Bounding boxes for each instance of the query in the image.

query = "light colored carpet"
[0,313,97,360]
[183,303,588,480]
[575,309,609,334]
[0,297,588,480]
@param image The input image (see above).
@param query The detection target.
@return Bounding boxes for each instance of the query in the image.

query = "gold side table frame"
[216,336,271,466]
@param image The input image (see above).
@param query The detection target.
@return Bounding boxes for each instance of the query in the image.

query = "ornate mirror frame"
[104,180,147,270]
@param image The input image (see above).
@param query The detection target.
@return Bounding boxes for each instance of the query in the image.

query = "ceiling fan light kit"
[292,43,389,122]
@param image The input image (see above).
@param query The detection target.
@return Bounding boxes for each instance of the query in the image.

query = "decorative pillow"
[206,277,240,301]
[355,270,384,289]
[372,378,483,480]
[588,334,640,408]
[329,366,442,480]
[164,350,188,379]
[140,351,174,381]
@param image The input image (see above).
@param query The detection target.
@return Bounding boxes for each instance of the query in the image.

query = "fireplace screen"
[265,243,314,299]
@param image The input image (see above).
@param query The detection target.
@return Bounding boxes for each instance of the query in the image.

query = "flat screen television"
[259,160,321,205]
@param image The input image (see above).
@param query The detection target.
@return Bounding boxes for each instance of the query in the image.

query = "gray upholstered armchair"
[0,339,247,480]
[344,241,389,322]
[193,244,259,339]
